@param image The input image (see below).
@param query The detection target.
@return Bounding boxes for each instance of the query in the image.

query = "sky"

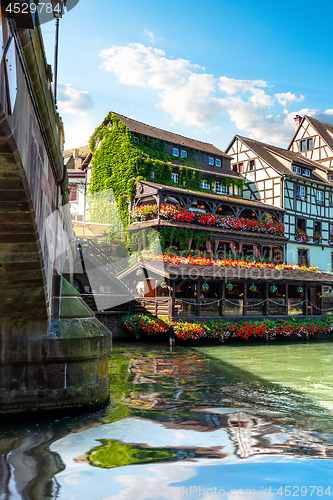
[41,0,333,152]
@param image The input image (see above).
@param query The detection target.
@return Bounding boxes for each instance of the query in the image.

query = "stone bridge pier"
[0,12,111,416]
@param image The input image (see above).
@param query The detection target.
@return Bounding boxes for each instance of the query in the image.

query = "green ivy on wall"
[89,113,244,250]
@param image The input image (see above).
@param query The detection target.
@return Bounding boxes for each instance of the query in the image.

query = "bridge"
[0,11,111,415]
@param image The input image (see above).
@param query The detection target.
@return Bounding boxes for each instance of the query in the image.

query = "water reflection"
[1,344,333,499]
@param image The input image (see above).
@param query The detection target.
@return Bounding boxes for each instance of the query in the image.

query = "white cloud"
[249,89,274,107]
[99,43,333,145]
[218,76,268,95]
[144,29,155,43]
[63,118,94,149]
[275,91,304,107]
[57,83,94,116]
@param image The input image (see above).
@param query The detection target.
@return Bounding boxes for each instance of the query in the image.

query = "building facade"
[225,134,333,272]
[64,145,91,222]
[87,113,333,320]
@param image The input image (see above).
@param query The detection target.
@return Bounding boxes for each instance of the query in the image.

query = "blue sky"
[42,0,333,151]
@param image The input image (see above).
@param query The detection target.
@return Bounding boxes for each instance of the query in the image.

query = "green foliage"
[88,113,244,250]
[87,439,181,469]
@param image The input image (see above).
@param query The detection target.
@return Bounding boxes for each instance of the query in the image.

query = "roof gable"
[288,115,333,155]
[233,135,331,185]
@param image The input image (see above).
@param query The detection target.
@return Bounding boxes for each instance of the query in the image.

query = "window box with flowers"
[295,227,312,243]
[131,204,285,237]
[313,231,323,245]
[329,234,333,246]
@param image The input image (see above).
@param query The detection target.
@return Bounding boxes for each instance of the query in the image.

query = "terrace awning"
[73,221,111,238]
[117,260,333,285]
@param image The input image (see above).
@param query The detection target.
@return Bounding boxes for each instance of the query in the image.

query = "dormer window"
[216,182,228,195]
[303,169,310,177]
[328,175,333,182]
[201,180,211,190]
[150,171,155,179]
[293,166,301,174]
[181,150,187,158]
[216,159,221,167]
[173,148,179,157]
[209,157,214,165]
[171,173,179,183]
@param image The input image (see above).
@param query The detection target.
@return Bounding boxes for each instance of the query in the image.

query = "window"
[307,138,313,150]
[69,184,78,202]
[298,249,309,266]
[76,215,84,222]
[239,163,244,173]
[173,148,179,157]
[316,190,325,205]
[181,150,187,158]
[201,180,211,190]
[300,140,306,151]
[296,185,306,200]
[314,222,321,234]
[215,159,221,167]
[232,164,237,172]
[330,193,333,205]
[296,218,306,232]
[329,175,333,182]
[293,166,301,174]
[209,157,214,165]
[330,224,333,235]
[303,169,310,177]
[215,182,228,195]
[150,171,155,179]
[249,160,255,171]
[171,173,179,183]
[133,137,139,144]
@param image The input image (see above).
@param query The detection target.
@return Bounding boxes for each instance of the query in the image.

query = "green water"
[197,342,333,413]
[1,342,333,499]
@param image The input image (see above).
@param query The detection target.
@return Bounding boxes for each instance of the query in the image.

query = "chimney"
[73,149,79,159]
[294,115,302,130]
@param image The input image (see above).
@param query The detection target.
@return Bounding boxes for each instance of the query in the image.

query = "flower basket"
[202,283,209,291]
[270,284,278,293]
[249,284,257,292]
[313,231,323,245]
[295,228,311,243]
[226,283,233,291]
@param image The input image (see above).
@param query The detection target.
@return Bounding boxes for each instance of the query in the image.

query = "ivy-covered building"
[88,113,333,321]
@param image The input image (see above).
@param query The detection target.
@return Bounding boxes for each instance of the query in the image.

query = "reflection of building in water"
[227,411,333,459]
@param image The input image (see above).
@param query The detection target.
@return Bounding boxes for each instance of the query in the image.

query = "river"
[1,341,333,499]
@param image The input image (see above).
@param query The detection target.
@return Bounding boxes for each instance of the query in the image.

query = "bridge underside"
[0,117,48,336]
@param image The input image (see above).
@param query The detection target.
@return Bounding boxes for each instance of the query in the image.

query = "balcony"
[130,204,285,238]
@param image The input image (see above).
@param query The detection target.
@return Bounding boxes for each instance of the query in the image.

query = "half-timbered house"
[225,135,333,273]
[289,115,333,169]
